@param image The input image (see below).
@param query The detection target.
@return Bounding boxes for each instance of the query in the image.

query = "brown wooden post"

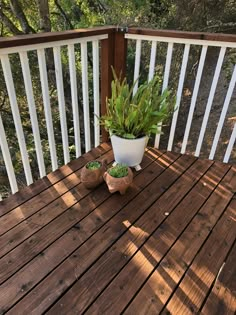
[100,27,128,143]
[113,28,128,80]
[101,32,114,143]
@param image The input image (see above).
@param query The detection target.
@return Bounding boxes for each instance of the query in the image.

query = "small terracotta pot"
[81,159,107,189]
[103,167,133,195]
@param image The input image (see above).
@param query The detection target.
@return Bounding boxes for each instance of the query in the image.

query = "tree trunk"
[0,9,24,35]
[9,0,35,33]
[37,0,51,32]
[54,0,74,29]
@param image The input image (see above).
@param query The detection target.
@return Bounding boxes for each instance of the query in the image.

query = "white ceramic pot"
[111,135,148,167]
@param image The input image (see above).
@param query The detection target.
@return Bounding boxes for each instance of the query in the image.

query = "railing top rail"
[0,34,108,54]
[0,26,115,49]
[1,26,235,50]
[125,34,236,48]
[128,27,236,43]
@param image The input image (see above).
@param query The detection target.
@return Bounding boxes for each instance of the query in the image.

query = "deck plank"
[200,242,236,315]
[0,148,165,313]
[0,150,114,258]
[78,160,224,315]
[161,198,236,314]
[0,143,110,217]
[46,156,210,314]
[0,149,114,238]
[0,147,235,315]
[5,151,182,314]
[124,163,233,314]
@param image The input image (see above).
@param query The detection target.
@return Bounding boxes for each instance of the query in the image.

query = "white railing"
[0,30,109,195]
[0,27,236,199]
[126,32,236,163]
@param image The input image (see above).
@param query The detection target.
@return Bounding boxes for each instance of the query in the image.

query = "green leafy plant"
[108,164,129,178]
[99,70,175,139]
[86,161,101,170]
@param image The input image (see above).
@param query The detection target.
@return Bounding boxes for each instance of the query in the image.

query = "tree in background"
[1,0,236,35]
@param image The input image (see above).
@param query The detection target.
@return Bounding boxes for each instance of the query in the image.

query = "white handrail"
[0,34,108,55]
[125,34,236,48]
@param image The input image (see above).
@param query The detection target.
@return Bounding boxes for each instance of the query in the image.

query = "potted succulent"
[99,71,174,169]
[103,164,133,195]
[81,160,107,189]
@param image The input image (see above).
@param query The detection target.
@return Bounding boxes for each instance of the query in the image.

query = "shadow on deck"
[0,143,235,314]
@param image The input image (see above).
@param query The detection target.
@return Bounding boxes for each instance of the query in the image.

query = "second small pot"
[103,167,133,195]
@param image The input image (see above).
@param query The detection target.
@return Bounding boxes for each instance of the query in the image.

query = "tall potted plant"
[99,71,174,169]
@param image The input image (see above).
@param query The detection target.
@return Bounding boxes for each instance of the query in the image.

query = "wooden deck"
[0,143,235,315]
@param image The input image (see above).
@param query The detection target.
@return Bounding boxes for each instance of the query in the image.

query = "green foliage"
[86,161,101,170]
[99,70,174,139]
[108,164,128,178]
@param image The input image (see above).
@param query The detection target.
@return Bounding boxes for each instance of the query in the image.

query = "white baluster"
[148,41,157,82]
[223,123,236,163]
[133,39,142,96]
[53,46,70,164]
[209,65,236,160]
[68,44,81,158]
[37,49,58,171]
[155,42,173,148]
[81,41,91,152]
[0,54,33,185]
[92,40,100,147]
[168,44,190,151]
[195,47,226,157]
[0,114,18,193]
[162,43,174,93]
[181,45,208,154]
[19,51,46,177]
